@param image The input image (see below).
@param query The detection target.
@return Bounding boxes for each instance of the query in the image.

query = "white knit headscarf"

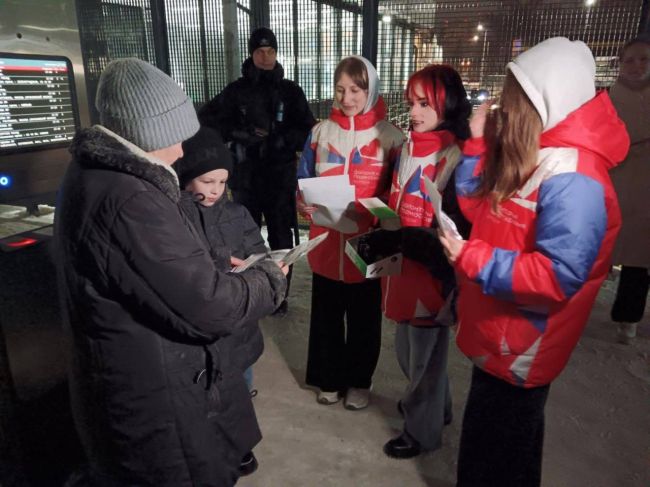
[334,55,380,114]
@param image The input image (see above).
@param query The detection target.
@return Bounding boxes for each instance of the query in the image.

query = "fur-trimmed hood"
[69,125,181,202]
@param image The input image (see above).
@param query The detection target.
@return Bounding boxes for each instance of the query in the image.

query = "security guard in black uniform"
[199,27,315,315]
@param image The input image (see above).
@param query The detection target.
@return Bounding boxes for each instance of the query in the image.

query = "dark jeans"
[232,188,295,251]
[305,273,382,392]
[611,266,649,323]
[457,366,550,487]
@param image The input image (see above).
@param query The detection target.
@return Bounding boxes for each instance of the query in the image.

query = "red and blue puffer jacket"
[454,92,629,387]
[298,97,405,282]
[382,129,462,324]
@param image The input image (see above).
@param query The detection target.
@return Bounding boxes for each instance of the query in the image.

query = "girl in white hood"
[440,38,629,487]
[297,56,404,410]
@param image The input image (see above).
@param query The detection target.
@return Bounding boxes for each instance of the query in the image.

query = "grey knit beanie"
[96,58,199,151]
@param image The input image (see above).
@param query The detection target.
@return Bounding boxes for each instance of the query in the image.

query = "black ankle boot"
[383,432,422,459]
[239,451,258,476]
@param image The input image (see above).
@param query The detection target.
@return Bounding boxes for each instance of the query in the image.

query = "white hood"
[333,55,380,115]
[506,37,596,131]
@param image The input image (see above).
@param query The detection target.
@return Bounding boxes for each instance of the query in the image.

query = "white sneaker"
[617,322,637,344]
[344,387,371,410]
[317,390,340,405]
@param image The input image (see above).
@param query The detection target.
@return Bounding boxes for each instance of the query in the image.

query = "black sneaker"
[239,451,258,476]
[272,300,288,317]
[383,432,422,459]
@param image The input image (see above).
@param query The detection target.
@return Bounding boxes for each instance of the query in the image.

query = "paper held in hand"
[422,176,462,240]
[298,175,358,233]
[230,232,330,273]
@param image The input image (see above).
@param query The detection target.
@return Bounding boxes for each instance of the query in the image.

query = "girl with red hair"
[370,64,472,458]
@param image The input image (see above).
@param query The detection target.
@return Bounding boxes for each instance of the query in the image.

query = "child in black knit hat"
[174,126,266,275]
[174,126,270,477]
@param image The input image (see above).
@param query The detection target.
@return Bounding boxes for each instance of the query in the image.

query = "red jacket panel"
[381,130,462,324]
[297,97,405,282]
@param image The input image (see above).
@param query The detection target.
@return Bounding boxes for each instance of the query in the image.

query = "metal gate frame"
[77,0,650,124]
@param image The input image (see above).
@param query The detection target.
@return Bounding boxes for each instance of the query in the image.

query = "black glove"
[231,129,265,147]
[401,227,440,263]
[356,229,403,263]
[401,227,455,286]
[271,134,286,151]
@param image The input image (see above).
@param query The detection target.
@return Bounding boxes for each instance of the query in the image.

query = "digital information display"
[0,54,79,152]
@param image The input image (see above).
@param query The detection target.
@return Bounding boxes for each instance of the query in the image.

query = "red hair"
[405,64,472,139]
[405,65,453,119]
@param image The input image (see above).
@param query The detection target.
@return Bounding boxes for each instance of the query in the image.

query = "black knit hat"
[174,127,233,189]
[248,27,278,55]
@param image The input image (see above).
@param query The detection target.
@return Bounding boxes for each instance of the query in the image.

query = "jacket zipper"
[340,115,356,281]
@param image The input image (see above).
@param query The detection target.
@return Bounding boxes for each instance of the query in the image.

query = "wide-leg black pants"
[457,366,550,487]
[305,273,382,392]
[611,265,649,323]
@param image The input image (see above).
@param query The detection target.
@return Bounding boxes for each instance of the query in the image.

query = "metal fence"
[269,0,364,119]
[76,0,157,123]
[378,0,644,128]
[77,0,646,126]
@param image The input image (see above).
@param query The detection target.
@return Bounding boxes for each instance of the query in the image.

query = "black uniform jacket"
[199,58,315,192]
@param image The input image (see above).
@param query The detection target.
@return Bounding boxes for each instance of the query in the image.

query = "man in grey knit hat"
[54,58,287,487]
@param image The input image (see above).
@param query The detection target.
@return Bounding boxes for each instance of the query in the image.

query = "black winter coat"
[54,126,287,487]
[198,59,315,192]
[179,192,267,371]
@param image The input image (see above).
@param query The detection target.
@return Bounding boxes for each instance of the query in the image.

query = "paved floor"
[240,259,650,487]
[1,241,648,486]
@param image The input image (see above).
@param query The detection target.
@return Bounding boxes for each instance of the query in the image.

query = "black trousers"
[233,187,296,297]
[457,366,550,487]
[611,266,649,323]
[232,188,295,251]
[305,273,382,392]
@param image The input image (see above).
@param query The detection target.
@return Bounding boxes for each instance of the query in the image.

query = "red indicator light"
[6,237,38,248]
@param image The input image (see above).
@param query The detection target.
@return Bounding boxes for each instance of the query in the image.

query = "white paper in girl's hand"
[298,175,358,233]
[423,176,462,240]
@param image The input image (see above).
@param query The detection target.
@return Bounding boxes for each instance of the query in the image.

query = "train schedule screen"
[0,54,79,153]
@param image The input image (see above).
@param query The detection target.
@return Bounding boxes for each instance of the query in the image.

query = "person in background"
[54,58,287,487]
[174,126,273,477]
[608,37,650,344]
[439,38,629,487]
[199,27,316,316]
[297,56,405,410]
[369,64,472,459]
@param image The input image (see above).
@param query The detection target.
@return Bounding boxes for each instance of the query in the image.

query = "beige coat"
[609,81,650,268]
